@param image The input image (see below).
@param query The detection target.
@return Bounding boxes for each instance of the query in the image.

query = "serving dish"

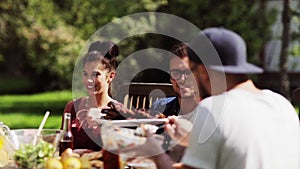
[99,118,167,127]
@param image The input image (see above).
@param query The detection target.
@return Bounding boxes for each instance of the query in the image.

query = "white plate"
[99,119,167,127]
[126,158,157,169]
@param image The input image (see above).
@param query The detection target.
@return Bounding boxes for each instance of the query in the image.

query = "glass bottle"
[101,121,121,169]
[59,113,74,155]
[103,150,121,169]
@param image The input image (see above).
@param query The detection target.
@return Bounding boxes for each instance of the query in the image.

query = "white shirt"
[182,89,300,169]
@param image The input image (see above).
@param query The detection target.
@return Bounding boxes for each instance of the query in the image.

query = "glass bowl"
[11,129,61,148]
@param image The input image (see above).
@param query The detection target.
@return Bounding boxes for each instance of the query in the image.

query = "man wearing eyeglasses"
[151,43,201,118]
[123,27,300,169]
[150,42,201,162]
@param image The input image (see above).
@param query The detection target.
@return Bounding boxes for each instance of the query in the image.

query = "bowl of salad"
[9,129,61,169]
[11,129,61,147]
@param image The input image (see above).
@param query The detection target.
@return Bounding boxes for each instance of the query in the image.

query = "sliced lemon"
[0,150,9,167]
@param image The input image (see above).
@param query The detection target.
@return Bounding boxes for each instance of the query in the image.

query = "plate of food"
[101,118,168,127]
[126,158,157,169]
[101,122,163,151]
[101,125,147,150]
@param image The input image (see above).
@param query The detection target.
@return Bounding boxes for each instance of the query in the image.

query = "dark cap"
[188,27,263,74]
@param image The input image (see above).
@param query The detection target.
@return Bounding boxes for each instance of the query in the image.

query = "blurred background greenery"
[1,0,299,128]
[0,0,278,93]
[0,91,71,129]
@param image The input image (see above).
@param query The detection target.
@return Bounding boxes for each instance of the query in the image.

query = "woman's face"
[82,61,114,96]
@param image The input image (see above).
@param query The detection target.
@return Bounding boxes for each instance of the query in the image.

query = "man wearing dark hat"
[122,27,300,169]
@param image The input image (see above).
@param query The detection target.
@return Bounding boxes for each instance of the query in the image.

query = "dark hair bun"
[88,41,119,57]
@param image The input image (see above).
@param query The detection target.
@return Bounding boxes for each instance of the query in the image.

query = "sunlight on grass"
[0,90,71,129]
[0,90,72,111]
[0,112,62,129]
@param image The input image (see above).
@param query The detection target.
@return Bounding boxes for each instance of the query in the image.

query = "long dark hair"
[82,41,119,96]
[88,41,119,57]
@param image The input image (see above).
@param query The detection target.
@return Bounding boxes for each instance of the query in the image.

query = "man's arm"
[152,153,199,169]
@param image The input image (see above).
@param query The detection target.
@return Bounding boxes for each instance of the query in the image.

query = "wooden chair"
[291,87,300,119]
[292,88,300,105]
[115,82,176,110]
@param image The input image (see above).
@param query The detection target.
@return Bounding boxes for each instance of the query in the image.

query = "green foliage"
[22,1,85,89]
[161,0,277,65]
[0,0,277,92]
[290,6,300,58]
[291,43,300,57]
[0,73,34,94]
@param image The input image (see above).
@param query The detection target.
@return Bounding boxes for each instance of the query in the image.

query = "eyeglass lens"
[170,70,191,80]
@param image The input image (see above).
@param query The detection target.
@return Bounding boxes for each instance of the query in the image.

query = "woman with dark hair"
[61,41,121,151]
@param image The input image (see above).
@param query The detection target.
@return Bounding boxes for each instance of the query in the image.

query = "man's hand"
[165,116,193,147]
[120,129,165,159]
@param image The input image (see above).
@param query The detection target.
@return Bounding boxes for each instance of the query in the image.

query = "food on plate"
[81,151,102,160]
[155,113,166,119]
[89,159,103,168]
[80,151,103,168]
[127,158,156,169]
[101,124,147,150]
[101,122,162,151]
[114,127,147,149]
[134,124,159,137]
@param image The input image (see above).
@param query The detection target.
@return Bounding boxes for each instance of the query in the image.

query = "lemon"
[45,158,63,169]
[63,157,81,169]
[60,148,73,163]
[0,136,4,149]
[0,150,9,167]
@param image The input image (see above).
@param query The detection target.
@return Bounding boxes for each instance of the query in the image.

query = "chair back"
[291,87,300,120]
[115,82,176,110]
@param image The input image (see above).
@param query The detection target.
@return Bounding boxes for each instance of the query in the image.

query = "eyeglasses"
[170,69,192,80]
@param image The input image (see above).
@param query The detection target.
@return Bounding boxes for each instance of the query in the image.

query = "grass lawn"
[0,112,62,129]
[0,90,72,129]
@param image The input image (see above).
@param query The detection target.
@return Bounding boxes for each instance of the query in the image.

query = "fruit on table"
[63,157,81,169]
[60,148,79,162]
[45,158,63,169]
[45,148,104,169]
